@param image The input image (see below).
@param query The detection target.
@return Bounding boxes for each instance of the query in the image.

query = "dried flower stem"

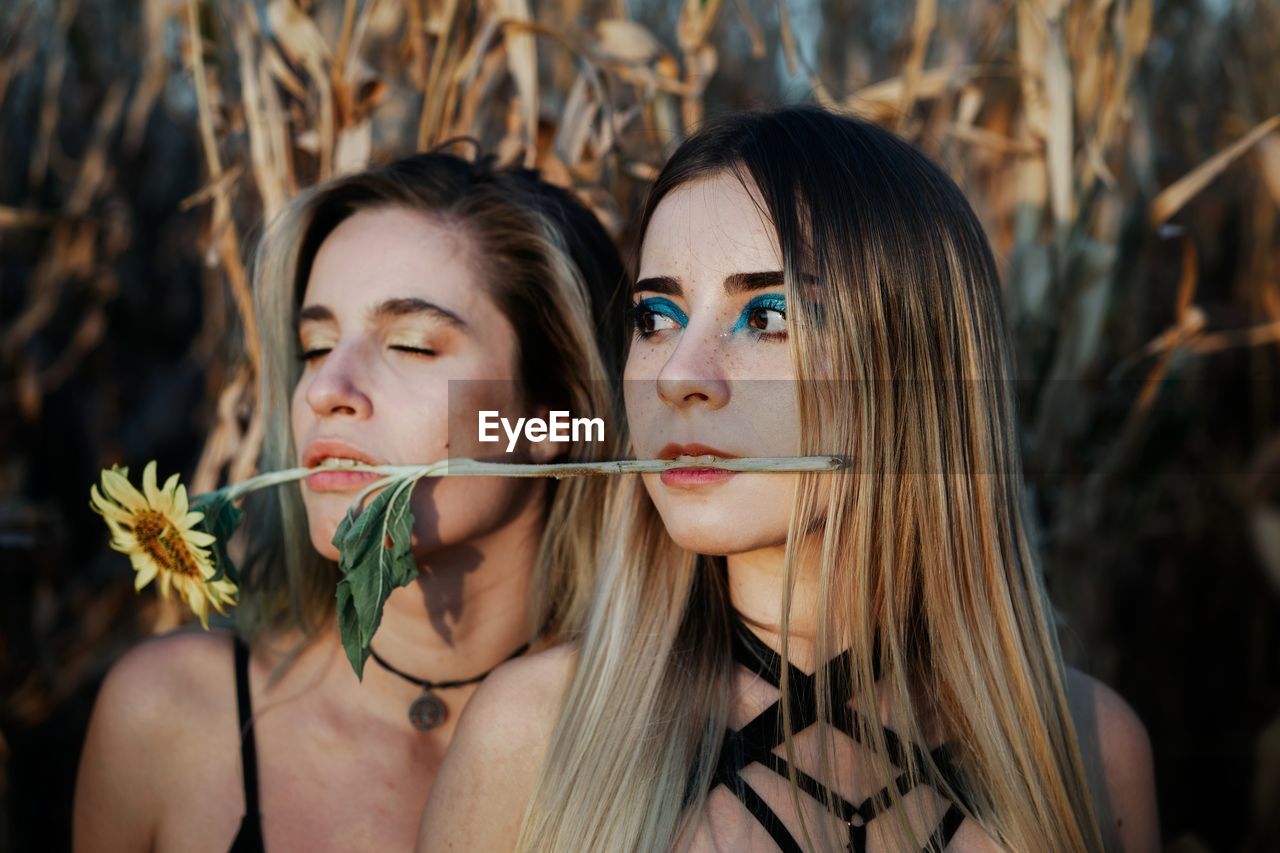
[216,455,845,504]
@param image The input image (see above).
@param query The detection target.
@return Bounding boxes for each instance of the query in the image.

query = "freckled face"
[624,173,802,556]
[290,207,552,561]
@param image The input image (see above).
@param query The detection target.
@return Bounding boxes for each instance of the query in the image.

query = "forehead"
[638,172,781,283]
[302,207,479,309]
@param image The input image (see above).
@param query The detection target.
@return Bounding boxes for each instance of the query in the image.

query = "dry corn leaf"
[845,67,967,122]
[555,71,598,165]
[898,0,937,126]
[334,120,372,176]
[0,207,55,229]
[268,0,333,71]
[1042,29,1074,228]
[1255,135,1280,207]
[776,0,797,77]
[494,0,538,167]
[595,19,663,64]
[730,0,765,60]
[1150,114,1280,226]
[267,0,336,176]
[234,18,288,219]
[678,0,723,53]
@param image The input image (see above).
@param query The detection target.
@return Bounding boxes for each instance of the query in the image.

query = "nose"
[655,324,730,410]
[303,341,374,419]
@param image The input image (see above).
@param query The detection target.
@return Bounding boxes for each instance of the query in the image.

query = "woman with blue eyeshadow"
[424,106,1159,852]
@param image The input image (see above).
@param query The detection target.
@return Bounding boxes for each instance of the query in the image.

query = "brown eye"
[739,297,786,336]
[631,298,685,338]
[748,307,772,331]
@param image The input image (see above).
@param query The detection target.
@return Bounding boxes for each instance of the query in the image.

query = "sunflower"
[90,461,238,628]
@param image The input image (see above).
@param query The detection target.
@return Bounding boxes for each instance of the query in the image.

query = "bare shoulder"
[74,628,240,852]
[415,643,578,852]
[436,642,578,777]
[1064,667,1161,852]
[462,642,578,737]
[93,628,237,734]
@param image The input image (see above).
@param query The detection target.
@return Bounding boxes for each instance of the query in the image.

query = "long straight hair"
[517,107,1106,850]
[236,151,623,657]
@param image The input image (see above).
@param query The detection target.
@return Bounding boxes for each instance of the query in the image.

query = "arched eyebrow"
[374,297,468,330]
[295,298,469,331]
[632,271,788,297]
[724,271,783,293]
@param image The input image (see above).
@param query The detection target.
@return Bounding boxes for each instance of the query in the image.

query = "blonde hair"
[235,151,622,654]
[518,107,1106,850]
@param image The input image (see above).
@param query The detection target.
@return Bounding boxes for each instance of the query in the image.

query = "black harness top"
[708,620,969,852]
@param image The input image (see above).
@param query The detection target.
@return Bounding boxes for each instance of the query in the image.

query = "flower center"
[133,510,203,578]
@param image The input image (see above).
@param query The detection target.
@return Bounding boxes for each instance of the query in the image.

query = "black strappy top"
[228,635,266,853]
[708,621,969,852]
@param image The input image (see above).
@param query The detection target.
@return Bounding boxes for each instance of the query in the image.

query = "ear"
[525,402,565,464]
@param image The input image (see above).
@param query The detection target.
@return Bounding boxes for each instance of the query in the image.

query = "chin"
[303,508,346,561]
[308,528,341,562]
[655,509,787,556]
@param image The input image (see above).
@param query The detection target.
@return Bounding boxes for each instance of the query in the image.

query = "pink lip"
[300,439,384,494]
[655,442,739,489]
[659,467,736,487]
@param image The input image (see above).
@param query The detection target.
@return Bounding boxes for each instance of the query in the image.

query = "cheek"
[407,476,541,554]
[289,382,310,460]
[623,348,669,456]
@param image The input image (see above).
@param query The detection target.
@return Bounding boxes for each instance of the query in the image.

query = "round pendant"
[408,690,448,731]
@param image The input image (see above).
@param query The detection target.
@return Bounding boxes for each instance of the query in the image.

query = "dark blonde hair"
[237,151,622,653]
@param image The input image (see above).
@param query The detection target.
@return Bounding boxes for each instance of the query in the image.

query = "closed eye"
[297,344,437,362]
[390,345,437,357]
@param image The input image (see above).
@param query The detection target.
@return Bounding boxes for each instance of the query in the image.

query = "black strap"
[233,635,262,818]
[714,619,967,852]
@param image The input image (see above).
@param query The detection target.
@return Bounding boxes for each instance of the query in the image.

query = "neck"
[726,538,822,671]
[324,489,545,733]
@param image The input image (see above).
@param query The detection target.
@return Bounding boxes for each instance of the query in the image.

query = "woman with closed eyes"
[421,107,1159,851]
[73,152,622,852]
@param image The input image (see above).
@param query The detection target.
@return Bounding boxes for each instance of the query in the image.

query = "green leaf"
[192,492,244,585]
[333,480,419,679]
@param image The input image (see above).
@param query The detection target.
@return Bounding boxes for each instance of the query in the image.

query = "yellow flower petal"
[142,462,161,508]
[134,561,158,590]
[110,538,138,555]
[101,468,146,512]
[169,479,188,516]
[89,485,130,524]
[186,529,216,548]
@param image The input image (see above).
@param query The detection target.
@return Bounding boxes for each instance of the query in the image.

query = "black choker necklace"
[368,641,531,731]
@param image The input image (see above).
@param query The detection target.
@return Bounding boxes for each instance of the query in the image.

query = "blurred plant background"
[1,0,1278,849]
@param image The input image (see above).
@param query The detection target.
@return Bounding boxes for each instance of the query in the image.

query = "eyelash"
[296,345,436,363]
[630,294,787,341]
[630,297,688,340]
[733,294,788,341]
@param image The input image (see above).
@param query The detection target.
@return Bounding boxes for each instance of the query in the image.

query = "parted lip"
[655,442,740,461]
[301,439,382,469]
